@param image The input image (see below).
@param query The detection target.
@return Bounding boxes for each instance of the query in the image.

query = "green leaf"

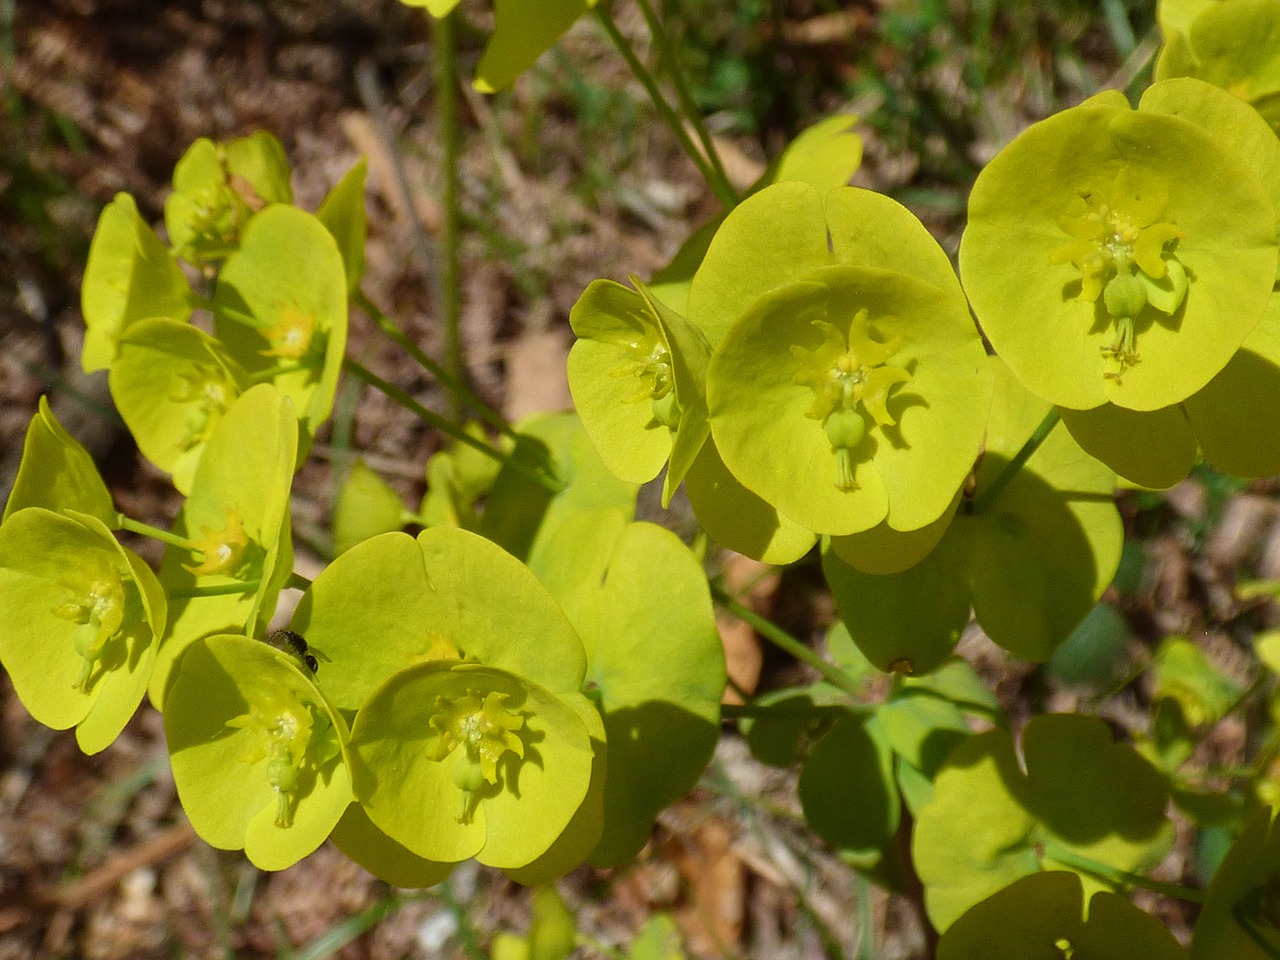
[914,714,1173,932]
[527,886,576,960]
[939,871,1188,960]
[1156,2,1280,137]
[330,803,457,888]
[420,422,507,530]
[827,490,960,575]
[481,411,638,563]
[224,130,293,206]
[1190,807,1280,959]
[1184,291,1280,479]
[766,114,863,196]
[316,158,368,293]
[0,508,165,754]
[472,0,595,94]
[574,523,725,866]
[686,181,832,349]
[333,459,407,556]
[109,318,253,495]
[629,915,686,960]
[1058,402,1197,490]
[4,396,115,527]
[80,193,192,372]
[960,86,1278,411]
[739,682,848,769]
[877,691,971,777]
[823,531,972,676]
[798,712,899,867]
[684,438,817,564]
[349,661,597,870]
[1047,601,1131,690]
[151,384,297,707]
[1151,635,1241,727]
[212,204,349,453]
[164,634,350,870]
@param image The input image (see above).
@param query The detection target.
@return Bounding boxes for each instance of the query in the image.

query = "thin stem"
[167,581,264,599]
[1043,843,1205,904]
[116,515,205,557]
[632,0,736,204]
[249,361,312,382]
[968,407,1061,514]
[434,9,464,424]
[354,289,514,439]
[710,585,863,696]
[594,3,737,209]
[285,572,313,592]
[343,357,563,494]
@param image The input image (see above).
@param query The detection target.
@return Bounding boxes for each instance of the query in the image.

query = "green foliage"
[12,5,1280,955]
[938,871,1187,959]
[80,192,192,373]
[914,714,1173,931]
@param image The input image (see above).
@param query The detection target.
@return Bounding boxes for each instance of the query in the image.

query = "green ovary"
[171,366,237,452]
[51,564,127,692]
[601,314,678,425]
[791,310,910,491]
[428,688,526,824]
[1050,166,1187,383]
[226,686,331,828]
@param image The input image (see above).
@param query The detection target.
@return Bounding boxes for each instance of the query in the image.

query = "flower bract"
[960,81,1278,411]
[0,508,166,753]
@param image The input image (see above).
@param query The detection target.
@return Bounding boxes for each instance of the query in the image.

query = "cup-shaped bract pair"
[961,80,1279,416]
[211,204,349,454]
[164,633,351,870]
[684,182,991,549]
[0,508,166,754]
[1045,78,1280,488]
[150,383,298,707]
[401,0,596,94]
[165,131,293,264]
[290,526,604,884]
[80,193,193,374]
[567,277,711,507]
[108,319,253,495]
[1156,0,1280,135]
[4,396,116,528]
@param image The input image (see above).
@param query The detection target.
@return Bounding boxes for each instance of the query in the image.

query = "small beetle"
[265,629,325,674]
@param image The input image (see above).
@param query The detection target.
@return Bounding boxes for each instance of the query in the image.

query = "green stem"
[1042,843,1205,904]
[594,3,737,209]
[285,572,313,592]
[342,357,563,494]
[968,407,1061,514]
[354,289,514,439]
[116,515,204,556]
[168,580,263,599]
[710,585,863,696]
[250,361,312,381]
[434,10,465,424]
[632,0,735,205]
